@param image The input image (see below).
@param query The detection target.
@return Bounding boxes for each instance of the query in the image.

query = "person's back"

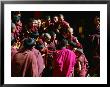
[31,48,45,76]
[53,47,76,77]
[11,49,39,77]
[11,38,44,77]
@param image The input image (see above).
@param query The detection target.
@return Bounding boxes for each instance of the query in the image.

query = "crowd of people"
[11,11,100,77]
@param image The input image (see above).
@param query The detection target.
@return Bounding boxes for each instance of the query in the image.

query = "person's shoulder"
[27,50,37,60]
[32,48,39,53]
[64,48,72,53]
[67,48,76,54]
[63,20,68,23]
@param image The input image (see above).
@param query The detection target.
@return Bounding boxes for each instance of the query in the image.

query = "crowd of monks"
[11,11,100,77]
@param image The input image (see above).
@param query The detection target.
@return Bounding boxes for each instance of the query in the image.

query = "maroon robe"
[31,48,45,76]
[59,20,70,29]
[11,48,44,77]
[67,36,83,50]
[74,54,88,77]
[11,47,18,61]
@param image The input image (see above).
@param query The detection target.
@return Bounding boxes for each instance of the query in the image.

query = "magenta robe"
[11,48,44,77]
[53,48,76,77]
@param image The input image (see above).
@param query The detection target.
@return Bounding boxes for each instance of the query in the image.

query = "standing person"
[53,39,76,77]
[12,11,22,39]
[11,38,44,77]
[87,16,100,76]
[58,14,70,33]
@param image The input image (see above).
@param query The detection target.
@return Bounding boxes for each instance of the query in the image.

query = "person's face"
[59,15,64,21]
[37,19,41,27]
[47,18,51,24]
[45,18,51,26]
[30,20,38,28]
[33,20,38,27]
[69,28,74,35]
[53,16,58,23]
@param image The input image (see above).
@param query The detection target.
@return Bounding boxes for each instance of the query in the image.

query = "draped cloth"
[11,48,44,77]
[53,48,76,77]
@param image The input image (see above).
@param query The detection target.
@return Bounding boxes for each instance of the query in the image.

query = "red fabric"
[11,48,44,77]
[74,54,88,77]
[32,48,45,76]
[11,47,18,61]
[60,20,70,29]
[67,36,83,50]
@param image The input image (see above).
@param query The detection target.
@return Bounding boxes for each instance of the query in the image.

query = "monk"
[53,39,76,77]
[11,38,44,77]
[74,49,88,77]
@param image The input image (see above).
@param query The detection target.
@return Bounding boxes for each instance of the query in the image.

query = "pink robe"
[53,48,76,77]
[11,48,44,77]
[31,48,45,76]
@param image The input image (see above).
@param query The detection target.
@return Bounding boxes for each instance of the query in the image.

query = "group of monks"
[11,11,100,77]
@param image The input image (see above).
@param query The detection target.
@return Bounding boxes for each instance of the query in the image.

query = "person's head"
[45,16,51,25]
[50,32,56,40]
[58,14,64,22]
[60,28,69,38]
[57,38,68,48]
[37,19,42,27]
[46,16,51,21]
[53,16,58,23]
[12,11,21,23]
[43,33,51,42]
[28,18,38,29]
[30,32,39,39]
[35,39,44,52]
[68,27,74,35]
[23,38,35,49]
